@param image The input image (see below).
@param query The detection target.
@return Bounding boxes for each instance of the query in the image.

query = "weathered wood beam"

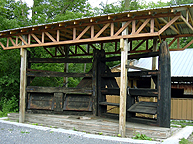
[119,21,128,137]
[73,28,76,40]
[2,32,159,50]
[111,23,114,36]
[168,37,177,47]
[77,45,87,54]
[45,32,56,42]
[9,37,16,46]
[43,47,54,57]
[19,36,27,123]
[0,42,6,49]
[57,30,60,42]
[19,35,28,45]
[114,21,131,36]
[158,18,180,34]
[187,8,193,26]
[180,15,193,32]
[157,41,171,128]
[101,70,159,77]
[29,58,92,63]
[94,23,110,38]
[27,71,92,77]
[158,16,180,34]
[31,34,42,44]
[136,19,150,34]
[26,86,92,94]
[101,88,158,97]
[132,40,146,51]
[102,51,159,62]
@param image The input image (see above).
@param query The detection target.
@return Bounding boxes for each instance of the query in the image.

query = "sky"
[22,0,169,8]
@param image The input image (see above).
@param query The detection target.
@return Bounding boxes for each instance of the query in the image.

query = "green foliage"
[0,95,18,117]
[179,138,190,144]
[21,131,30,134]
[133,133,152,141]
[73,127,77,131]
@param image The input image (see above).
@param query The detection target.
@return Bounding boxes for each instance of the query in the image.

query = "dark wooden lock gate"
[26,42,170,128]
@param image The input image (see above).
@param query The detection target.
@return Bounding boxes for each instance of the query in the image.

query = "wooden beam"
[27,71,92,77]
[31,34,42,44]
[26,86,92,94]
[2,32,159,50]
[119,22,128,138]
[114,21,131,36]
[73,28,76,40]
[45,32,56,42]
[158,16,180,34]
[91,25,94,38]
[77,45,87,54]
[187,8,193,26]
[135,19,150,34]
[29,58,93,63]
[76,26,91,40]
[0,42,5,49]
[111,23,114,36]
[168,37,177,47]
[132,40,145,51]
[132,20,136,34]
[150,18,154,33]
[180,15,193,32]
[94,23,110,38]
[157,41,171,128]
[43,47,54,57]
[158,17,180,34]
[19,36,27,123]
[42,32,45,43]
[9,37,16,46]
[57,30,60,42]
[19,35,28,45]
[182,39,193,49]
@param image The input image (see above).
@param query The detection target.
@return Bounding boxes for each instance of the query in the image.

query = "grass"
[73,127,77,131]
[171,120,193,128]
[21,131,30,134]
[133,133,152,141]
[31,123,38,126]
[98,132,103,135]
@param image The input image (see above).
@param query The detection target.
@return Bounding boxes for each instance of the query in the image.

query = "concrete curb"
[0,119,159,144]
[1,119,193,144]
[162,126,193,144]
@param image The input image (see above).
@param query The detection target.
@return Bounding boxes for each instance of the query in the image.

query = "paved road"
[0,119,158,144]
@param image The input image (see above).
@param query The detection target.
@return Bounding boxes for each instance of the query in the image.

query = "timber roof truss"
[0,4,193,56]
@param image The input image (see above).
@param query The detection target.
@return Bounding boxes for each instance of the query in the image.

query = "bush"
[0,95,18,117]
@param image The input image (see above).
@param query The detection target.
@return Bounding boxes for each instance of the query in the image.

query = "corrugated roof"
[0,4,193,38]
[116,48,193,76]
[130,48,193,76]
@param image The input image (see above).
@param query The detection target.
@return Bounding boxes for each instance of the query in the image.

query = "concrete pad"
[162,126,193,144]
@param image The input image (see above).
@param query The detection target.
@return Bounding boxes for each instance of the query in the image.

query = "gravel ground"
[0,120,158,144]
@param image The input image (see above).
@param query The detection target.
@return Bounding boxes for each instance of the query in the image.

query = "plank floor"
[8,113,171,139]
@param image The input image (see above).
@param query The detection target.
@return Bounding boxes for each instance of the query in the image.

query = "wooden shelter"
[1,4,193,137]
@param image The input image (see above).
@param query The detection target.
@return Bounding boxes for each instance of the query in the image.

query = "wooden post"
[158,41,171,128]
[151,38,157,89]
[19,36,27,123]
[92,49,98,116]
[150,38,157,118]
[98,49,106,116]
[119,22,128,137]
[64,45,69,87]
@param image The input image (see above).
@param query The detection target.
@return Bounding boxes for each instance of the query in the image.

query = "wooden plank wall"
[171,98,193,120]
[107,66,193,120]
[172,84,193,95]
